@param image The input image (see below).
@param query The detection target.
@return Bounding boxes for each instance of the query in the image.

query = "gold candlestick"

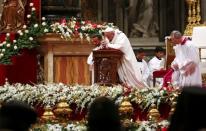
[184,0,203,35]
[169,102,177,117]
[119,97,133,121]
[147,104,160,122]
[184,0,194,36]
[192,0,197,25]
[41,106,56,123]
[53,97,72,124]
[196,0,201,25]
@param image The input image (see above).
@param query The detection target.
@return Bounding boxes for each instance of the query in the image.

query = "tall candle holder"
[184,0,202,36]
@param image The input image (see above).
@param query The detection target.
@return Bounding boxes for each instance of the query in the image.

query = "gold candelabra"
[53,97,72,124]
[184,0,202,36]
[41,105,56,123]
[147,104,160,122]
[196,0,201,24]
[119,97,133,121]
[169,102,177,118]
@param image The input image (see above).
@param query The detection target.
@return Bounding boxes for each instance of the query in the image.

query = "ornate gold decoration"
[169,102,177,117]
[119,97,133,120]
[196,0,201,25]
[135,92,142,105]
[168,90,179,118]
[147,104,160,121]
[41,106,56,123]
[202,73,206,83]
[99,86,109,95]
[184,0,202,36]
[192,0,197,25]
[122,119,133,128]
[53,97,72,123]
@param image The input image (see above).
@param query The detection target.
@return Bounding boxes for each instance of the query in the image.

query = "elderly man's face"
[171,37,182,45]
[104,32,114,42]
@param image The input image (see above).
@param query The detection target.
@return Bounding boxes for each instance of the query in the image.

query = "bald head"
[170,30,183,45]
[170,30,182,39]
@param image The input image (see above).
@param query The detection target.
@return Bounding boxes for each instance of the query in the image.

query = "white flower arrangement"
[137,120,170,131]
[0,83,123,109]
[0,83,178,111]
[0,82,178,111]
[31,120,169,131]
[129,87,170,110]
[32,122,87,131]
[46,124,63,131]
[137,121,157,131]
[50,18,115,42]
[66,122,87,131]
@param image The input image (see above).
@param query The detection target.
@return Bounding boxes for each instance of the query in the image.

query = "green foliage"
[0,6,50,64]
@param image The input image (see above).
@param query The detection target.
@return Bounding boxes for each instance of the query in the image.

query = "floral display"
[0,82,177,131]
[135,120,169,131]
[50,18,115,41]
[0,82,179,111]
[0,3,50,64]
[0,2,115,65]
[33,122,87,131]
[129,87,171,110]
[31,120,169,131]
[0,82,124,109]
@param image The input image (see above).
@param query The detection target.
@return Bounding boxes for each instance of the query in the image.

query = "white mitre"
[102,27,115,32]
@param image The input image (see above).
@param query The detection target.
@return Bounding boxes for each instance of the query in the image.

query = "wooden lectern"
[93,49,123,86]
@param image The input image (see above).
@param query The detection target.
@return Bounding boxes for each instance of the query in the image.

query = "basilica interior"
[0,0,206,130]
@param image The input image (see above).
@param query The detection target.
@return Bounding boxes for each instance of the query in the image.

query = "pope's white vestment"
[106,29,146,88]
[171,40,202,87]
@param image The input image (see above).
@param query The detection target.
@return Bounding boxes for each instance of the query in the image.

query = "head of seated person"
[168,86,206,131]
[0,101,37,131]
[87,96,122,131]
[154,46,164,60]
[136,48,146,61]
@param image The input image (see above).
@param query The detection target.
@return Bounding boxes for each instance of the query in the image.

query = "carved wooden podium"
[93,49,123,86]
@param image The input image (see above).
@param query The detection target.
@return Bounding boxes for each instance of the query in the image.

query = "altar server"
[136,48,150,86]
[148,46,165,86]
